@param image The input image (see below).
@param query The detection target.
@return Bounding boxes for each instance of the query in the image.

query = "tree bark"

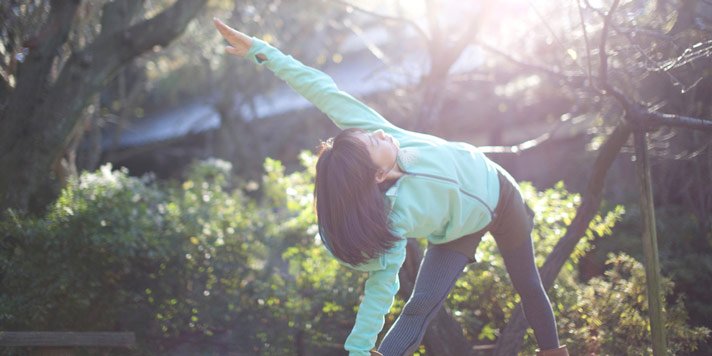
[415,18,482,133]
[493,122,632,355]
[0,0,207,213]
[1,0,80,143]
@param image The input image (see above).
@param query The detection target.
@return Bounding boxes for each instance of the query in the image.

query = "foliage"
[1,155,709,355]
[590,203,712,355]
[559,253,710,355]
[448,181,709,355]
[2,159,268,354]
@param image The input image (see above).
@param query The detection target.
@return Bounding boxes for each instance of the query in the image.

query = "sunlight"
[348,0,568,49]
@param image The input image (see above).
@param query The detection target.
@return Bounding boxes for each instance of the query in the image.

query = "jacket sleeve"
[245,37,411,140]
[344,236,408,355]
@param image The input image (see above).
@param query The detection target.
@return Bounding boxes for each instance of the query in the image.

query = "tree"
[0,0,207,213]
[491,0,712,353]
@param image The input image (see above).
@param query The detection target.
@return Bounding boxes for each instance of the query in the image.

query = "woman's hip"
[428,168,535,263]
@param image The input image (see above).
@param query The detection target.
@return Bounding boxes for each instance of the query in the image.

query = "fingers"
[213,17,237,42]
[225,46,240,56]
[213,17,254,58]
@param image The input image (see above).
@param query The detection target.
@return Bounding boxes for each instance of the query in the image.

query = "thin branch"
[583,0,688,89]
[579,0,711,129]
[330,0,430,43]
[430,10,484,79]
[479,112,593,154]
[526,0,585,73]
[615,26,675,41]
[577,0,593,87]
[643,109,712,132]
[659,39,712,71]
[446,3,492,65]
[340,19,393,66]
[477,42,595,91]
[424,0,441,44]
[479,124,560,154]
[598,0,621,92]
[599,77,712,133]
[479,31,711,134]
[476,41,586,81]
[478,132,553,154]
[591,0,639,116]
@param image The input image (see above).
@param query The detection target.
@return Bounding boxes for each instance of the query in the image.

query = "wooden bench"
[0,332,135,355]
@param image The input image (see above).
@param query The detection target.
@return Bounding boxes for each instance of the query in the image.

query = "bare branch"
[476,41,586,81]
[340,19,393,66]
[615,26,675,41]
[639,107,712,132]
[479,120,565,154]
[330,0,430,43]
[577,0,593,87]
[479,111,597,154]
[98,0,144,37]
[659,39,712,71]
[598,0,621,92]
[527,1,585,73]
[478,132,553,154]
[445,3,491,65]
[424,0,441,45]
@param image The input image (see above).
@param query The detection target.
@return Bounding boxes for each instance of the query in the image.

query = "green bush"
[1,161,270,354]
[448,182,709,355]
[1,156,709,355]
[560,253,710,355]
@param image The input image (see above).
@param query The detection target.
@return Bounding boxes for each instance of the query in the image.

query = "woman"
[214,18,569,356]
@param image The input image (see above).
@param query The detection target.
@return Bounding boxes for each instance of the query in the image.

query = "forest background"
[1,0,712,355]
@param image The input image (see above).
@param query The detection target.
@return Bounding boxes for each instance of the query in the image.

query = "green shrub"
[559,253,710,355]
[1,157,708,355]
[448,181,709,355]
[1,161,269,354]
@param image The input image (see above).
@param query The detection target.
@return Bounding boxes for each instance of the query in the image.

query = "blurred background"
[1,0,711,355]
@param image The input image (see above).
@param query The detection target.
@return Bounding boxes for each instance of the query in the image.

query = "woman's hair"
[314,128,401,266]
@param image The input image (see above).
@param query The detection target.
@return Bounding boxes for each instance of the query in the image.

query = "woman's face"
[354,129,400,183]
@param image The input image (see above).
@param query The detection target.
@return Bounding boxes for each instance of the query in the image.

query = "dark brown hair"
[314,128,401,266]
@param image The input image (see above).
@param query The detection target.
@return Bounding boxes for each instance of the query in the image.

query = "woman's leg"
[498,236,560,350]
[377,245,469,356]
[490,168,561,350]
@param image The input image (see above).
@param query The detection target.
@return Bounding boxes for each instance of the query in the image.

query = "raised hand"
[212,17,253,58]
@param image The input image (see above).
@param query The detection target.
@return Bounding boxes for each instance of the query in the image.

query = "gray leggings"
[377,240,560,355]
[377,245,468,355]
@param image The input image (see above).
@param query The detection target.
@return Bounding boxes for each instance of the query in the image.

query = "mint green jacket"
[246,38,502,355]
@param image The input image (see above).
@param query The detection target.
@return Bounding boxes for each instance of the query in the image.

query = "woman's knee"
[402,291,445,316]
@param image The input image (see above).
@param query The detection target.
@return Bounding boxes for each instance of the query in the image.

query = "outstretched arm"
[213,18,407,137]
[345,237,408,356]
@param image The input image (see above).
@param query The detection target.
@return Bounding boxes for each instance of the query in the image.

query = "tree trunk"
[0,0,207,213]
[422,307,472,355]
[493,122,632,355]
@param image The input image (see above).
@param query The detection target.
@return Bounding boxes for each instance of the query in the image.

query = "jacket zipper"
[403,171,497,221]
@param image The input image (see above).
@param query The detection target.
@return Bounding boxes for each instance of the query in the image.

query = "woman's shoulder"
[391,125,451,148]
[387,201,416,237]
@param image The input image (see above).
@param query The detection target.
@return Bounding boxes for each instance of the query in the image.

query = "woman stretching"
[214,18,569,356]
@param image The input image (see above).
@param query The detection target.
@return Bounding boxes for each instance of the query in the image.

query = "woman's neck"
[384,159,405,181]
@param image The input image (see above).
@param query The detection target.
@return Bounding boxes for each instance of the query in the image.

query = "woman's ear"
[374,169,387,184]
